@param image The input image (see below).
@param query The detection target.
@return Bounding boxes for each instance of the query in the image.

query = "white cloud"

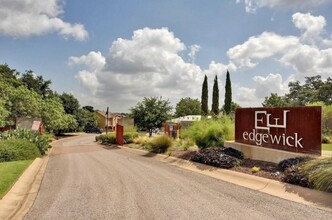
[292,12,332,46]
[227,32,299,68]
[226,12,332,106]
[253,73,288,98]
[280,46,332,78]
[72,12,332,111]
[238,0,332,12]
[233,85,259,106]
[0,0,88,40]
[71,28,234,112]
[69,51,106,70]
[188,45,201,63]
[227,13,332,80]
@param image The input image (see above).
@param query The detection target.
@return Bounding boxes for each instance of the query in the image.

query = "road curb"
[0,136,70,220]
[0,156,48,220]
[122,147,332,213]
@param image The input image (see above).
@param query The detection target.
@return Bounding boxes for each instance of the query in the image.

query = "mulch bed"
[170,150,284,181]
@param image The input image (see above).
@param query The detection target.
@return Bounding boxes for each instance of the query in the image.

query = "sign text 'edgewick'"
[242,110,303,148]
[235,107,321,155]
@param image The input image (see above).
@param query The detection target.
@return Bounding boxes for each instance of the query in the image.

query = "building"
[96,111,122,131]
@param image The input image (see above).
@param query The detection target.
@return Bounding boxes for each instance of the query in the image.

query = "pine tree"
[224,70,232,115]
[211,75,219,115]
[201,75,208,116]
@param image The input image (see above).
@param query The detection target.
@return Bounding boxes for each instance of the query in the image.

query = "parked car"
[85,127,103,134]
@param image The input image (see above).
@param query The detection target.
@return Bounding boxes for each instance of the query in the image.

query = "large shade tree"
[175,97,201,117]
[262,93,287,107]
[130,97,172,137]
[263,75,332,107]
[20,70,52,98]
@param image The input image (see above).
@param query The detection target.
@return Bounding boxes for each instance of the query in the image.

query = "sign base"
[225,141,321,163]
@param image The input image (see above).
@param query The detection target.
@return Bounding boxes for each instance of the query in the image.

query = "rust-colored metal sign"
[235,107,321,155]
[116,124,124,145]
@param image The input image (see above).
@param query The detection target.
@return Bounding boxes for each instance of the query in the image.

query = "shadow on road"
[101,144,121,150]
[283,183,332,210]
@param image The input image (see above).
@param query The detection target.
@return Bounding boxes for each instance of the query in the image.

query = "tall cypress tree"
[224,70,232,114]
[201,75,208,116]
[211,75,219,115]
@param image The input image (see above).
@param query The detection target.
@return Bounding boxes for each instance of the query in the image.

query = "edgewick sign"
[235,107,321,155]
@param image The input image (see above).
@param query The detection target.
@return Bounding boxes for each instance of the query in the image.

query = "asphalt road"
[24,134,332,220]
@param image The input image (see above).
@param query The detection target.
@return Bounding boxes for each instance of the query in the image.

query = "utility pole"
[106,107,109,135]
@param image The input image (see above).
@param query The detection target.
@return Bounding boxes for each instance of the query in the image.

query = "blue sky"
[1,0,332,113]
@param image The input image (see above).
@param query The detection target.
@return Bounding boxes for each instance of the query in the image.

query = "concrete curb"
[122,147,332,213]
[0,135,77,220]
[0,157,48,220]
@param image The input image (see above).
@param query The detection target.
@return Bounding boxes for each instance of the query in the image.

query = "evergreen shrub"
[0,139,41,162]
[0,129,50,155]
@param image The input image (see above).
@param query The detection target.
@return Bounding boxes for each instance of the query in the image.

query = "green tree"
[82,105,95,112]
[20,70,52,98]
[41,97,77,133]
[262,93,288,107]
[0,98,11,127]
[59,93,80,115]
[318,77,332,105]
[130,97,172,137]
[76,108,98,130]
[230,101,241,113]
[175,97,201,117]
[0,64,22,87]
[201,75,208,116]
[9,86,42,119]
[224,70,232,115]
[286,75,324,106]
[307,102,332,135]
[211,75,219,115]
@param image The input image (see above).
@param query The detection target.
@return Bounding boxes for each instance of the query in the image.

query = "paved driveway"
[24,134,332,219]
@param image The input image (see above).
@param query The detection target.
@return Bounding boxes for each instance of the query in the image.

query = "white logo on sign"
[255,110,290,133]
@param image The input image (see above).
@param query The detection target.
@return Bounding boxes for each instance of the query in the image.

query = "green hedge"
[0,129,50,155]
[95,132,139,145]
[0,139,41,162]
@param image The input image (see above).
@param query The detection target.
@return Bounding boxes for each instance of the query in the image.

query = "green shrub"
[191,147,241,169]
[0,129,50,155]
[149,135,172,153]
[0,139,41,162]
[222,147,244,160]
[173,138,195,151]
[277,157,312,172]
[96,132,139,145]
[96,133,117,144]
[133,135,149,145]
[322,135,332,144]
[302,157,332,193]
[123,132,139,144]
[282,165,311,188]
[180,116,234,149]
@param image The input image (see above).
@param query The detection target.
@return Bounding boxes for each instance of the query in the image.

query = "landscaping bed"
[170,150,283,181]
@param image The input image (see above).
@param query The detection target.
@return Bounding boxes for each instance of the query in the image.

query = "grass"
[322,144,332,151]
[0,160,33,199]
